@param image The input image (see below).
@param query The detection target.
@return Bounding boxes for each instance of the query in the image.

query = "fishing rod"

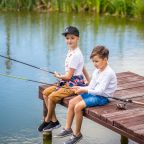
[0,73,73,89]
[107,96,144,110]
[0,73,51,85]
[108,96,144,105]
[0,54,54,74]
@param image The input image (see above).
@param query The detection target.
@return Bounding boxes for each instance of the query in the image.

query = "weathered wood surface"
[39,71,144,144]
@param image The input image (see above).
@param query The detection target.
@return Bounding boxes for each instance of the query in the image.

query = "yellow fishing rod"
[0,73,72,89]
[0,73,51,85]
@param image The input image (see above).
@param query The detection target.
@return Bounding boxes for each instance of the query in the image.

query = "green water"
[0,11,143,144]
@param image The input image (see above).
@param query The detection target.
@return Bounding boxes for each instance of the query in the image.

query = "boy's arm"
[74,86,88,94]
[54,68,75,81]
[88,73,116,96]
[88,76,111,95]
[82,66,90,84]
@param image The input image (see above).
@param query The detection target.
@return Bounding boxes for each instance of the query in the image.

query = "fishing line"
[0,73,72,90]
[0,54,54,74]
[0,73,50,85]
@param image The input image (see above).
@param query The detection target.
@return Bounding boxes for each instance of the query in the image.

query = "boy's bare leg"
[42,85,57,115]
[45,98,57,122]
[74,101,86,136]
[65,95,82,129]
[42,98,61,132]
[43,94,48,108]
[43,95,51,121]
[38,94,56,132]
[43,95,49,121]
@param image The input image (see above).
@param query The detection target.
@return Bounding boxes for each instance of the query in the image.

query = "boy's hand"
[74,87,88,95]
[72,86,79,90]
[54,71,62,79]
[72,86,80,94]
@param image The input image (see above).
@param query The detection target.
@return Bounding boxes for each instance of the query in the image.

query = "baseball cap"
[62,26,79,37]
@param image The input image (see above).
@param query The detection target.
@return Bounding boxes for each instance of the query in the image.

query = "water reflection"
[0,11,144,144]
[4,13,11,71]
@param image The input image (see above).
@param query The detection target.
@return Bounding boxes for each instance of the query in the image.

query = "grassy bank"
[0,0,144,19]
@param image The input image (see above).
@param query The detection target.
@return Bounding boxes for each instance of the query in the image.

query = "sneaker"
[43,120,61,132]
[63,134,83,144]
[38,121,50,132]
[54,128,73,138]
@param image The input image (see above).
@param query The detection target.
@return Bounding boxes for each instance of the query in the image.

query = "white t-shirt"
[84,65,117,97]
[65,47,84,76]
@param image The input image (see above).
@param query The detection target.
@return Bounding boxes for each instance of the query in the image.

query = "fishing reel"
[116,102,127,110]
[58,80,66,87]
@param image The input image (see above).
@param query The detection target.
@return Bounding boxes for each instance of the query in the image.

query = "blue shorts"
[81,93,109,107]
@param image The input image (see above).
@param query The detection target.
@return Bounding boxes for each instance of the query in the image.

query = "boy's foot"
[43,120,61,132]
[54,128,73,138]
[38,121,50,132]
[63,134,83,144]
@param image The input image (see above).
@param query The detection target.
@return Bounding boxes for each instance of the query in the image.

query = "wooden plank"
[84,112,144,144]
[113,111,144,126]
[117,72,144,91]
[117,76,144,85]
[86,101,120,120]
[115,117,144,132]
[116,72,140,78]
[102,108,144,118]
[100,103,142,121]
[102,108,144,125]
[39,84,48,99]
[117,80,144,91]
[114,86,144,99]
[114,115,144,140]
[135,128,144,137]
[129,124,144,133]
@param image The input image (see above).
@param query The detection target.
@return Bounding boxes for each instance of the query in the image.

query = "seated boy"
[38,26,90,132]
[56,45,117,144]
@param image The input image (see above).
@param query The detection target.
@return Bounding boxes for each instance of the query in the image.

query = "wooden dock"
[39,71,144,144]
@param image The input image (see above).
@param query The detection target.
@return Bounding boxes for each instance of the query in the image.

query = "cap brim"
[62,32,68,36]
[62,32,79,37]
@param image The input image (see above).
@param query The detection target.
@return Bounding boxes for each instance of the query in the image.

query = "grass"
[0,0,144,19]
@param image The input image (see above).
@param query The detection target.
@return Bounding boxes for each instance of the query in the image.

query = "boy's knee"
[74,104,82,113]
[42,89,49,96]
[42,90,46,96]
[69,99,75,108]
[42,86,57,96]
[43,94,49,99]
[49,94,59,103]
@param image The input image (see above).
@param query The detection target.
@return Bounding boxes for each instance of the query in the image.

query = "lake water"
[0,11,144,144]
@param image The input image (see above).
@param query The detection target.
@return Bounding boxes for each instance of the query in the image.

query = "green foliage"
[0,0,37,10]
[135,0,144,19]
[125,0,135,17]
[0,0,144,19]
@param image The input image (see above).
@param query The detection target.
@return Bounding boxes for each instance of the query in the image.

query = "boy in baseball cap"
[38,26,90,132]
[62,26,79,37]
